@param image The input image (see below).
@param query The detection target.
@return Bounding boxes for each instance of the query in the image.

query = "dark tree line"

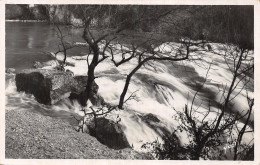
[6,4,49,20]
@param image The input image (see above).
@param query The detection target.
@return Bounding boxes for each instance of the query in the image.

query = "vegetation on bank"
[6,4,49,20]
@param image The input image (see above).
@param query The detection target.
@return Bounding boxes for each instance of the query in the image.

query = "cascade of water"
[5,42,254,152]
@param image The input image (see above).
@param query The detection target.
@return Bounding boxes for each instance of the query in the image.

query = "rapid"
[6,41,254,153]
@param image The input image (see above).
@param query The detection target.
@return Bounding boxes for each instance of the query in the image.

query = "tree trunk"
[117,54,188,109]
[80,47,99,106]
[80,25,100,106]
[118,61,146,109]
[118,75,131,109]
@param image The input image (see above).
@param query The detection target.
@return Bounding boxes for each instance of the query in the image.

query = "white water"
[5,42,254,154]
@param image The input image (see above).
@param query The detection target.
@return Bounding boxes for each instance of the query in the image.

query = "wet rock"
[33,61,43,68]
[15,69,101,106]
[206,44,212,51]
[33,60,59,69]
[141,113,160,123]
[5,68,16,85]
[89,95,105,106]
[74,120,90,134]
[88,118,130,150]
[16,69,74,105]
[140,113,171,137]
[6,68,16,74]
[69,76,103,106]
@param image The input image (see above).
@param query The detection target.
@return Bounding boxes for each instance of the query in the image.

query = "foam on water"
[5,42,254,152]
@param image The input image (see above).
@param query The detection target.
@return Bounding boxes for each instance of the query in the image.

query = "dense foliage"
[6,5,254,50]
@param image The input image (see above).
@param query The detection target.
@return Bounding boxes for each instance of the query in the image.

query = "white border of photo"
[0,0,259,165]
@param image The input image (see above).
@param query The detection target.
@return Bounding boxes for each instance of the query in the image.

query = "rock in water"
[6,68,16,74]
[33,61,43,69]
[69,76,104,106]
[15,69,101,106]
[16,69,74,105]
[140,113,171,137]
[88,118,130,150]
[33,60,60,69]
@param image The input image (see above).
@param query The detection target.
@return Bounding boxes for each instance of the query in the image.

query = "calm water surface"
[6,22,87,71]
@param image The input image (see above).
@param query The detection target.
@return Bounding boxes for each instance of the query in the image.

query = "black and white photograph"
[1,1,259,164]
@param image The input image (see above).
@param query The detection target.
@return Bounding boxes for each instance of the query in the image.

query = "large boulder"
[88,118,130,150]
[16,69,74,105]
[15,69,101,106]
[69,76,104,106]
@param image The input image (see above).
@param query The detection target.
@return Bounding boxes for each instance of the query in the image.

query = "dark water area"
[6,22,87,72]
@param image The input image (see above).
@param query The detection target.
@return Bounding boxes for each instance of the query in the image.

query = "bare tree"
[233,92,254,160]
[72,103,117,134]
[46,5,209,108]
[73,5,181,106]
[143,43,254,160]
[117,39,201,109]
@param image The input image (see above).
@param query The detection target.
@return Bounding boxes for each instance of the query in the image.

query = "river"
[6,22,87,71]
[5,22,254,157]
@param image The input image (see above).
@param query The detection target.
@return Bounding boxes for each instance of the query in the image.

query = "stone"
[140,113,171,137]
[206,44,212,51]
[16,69,74,105]
[89,95,105,107]
[141,113,160,123]
[88,118,130,150]
[15,69,101,106]
[33,61,43,69]
[69,76,103,106]
[6,68,16,74]
[33,60,59,69]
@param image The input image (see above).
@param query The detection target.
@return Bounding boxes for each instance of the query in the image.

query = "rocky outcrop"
[140,113,171,137]
[16,69,74,104]
[141,113,160,123]
[15,69,100,105]
[69,76,104,106]
[88,118,130,150]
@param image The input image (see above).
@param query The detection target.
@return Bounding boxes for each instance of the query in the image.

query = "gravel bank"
[5,110,152,159]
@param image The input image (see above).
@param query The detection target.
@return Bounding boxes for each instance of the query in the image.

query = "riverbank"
[5,109,153,159]
[6,20,47,22]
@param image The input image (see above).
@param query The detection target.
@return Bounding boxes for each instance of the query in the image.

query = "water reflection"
[6,22,86,71]
[28,36,33,48]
